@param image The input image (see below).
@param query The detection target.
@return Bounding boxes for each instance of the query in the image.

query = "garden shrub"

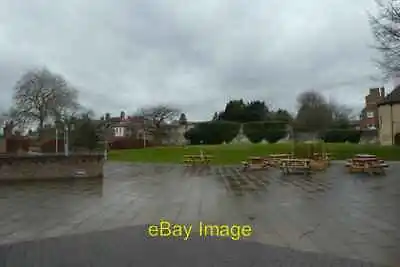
[219,121,241,143]
[243,122,265,143]
[184,127,203,145]
[321,129,361,143]
[264,129,287,143]
[184,121,240,145]
[110,138,153,149]
[71,120,99,151]
[244,121,288,143]
[346,130,361,143]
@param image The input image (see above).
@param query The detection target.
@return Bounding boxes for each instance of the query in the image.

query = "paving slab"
[0,225,389,267]
[0,161,399,266]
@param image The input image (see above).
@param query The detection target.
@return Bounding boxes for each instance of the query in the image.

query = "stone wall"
[0,154,104,181]
[378,103,400,145]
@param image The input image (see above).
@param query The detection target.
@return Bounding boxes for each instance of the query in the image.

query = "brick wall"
[0,138,5,153]
[0,154,104,181]
[360,88,385,129]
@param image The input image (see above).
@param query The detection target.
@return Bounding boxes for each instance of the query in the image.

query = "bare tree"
[1,107,25,133]
[295,90,333,134]
[328,100,353,128]
[0,112,6,128]
[12,67,79,133]
[370,0,400,78]
[136,105,180,143]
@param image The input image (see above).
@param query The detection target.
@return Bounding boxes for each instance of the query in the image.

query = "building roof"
[378,85,400,106]
[105,116,147,127]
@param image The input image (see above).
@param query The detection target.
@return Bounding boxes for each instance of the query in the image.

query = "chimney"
[392,72,400,88]
[120,111,125,120]
[369,88,379,96]
[380,87,385,97]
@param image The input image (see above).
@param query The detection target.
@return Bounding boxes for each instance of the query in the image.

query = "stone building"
[377,85,400,145]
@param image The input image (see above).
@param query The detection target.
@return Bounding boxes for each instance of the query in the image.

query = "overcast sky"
[0,0,394,121]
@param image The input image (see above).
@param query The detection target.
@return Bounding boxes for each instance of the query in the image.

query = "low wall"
[0,153,104,181]
[0,138,5,153]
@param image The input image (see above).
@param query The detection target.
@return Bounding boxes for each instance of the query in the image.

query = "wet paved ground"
[0,162,399,266]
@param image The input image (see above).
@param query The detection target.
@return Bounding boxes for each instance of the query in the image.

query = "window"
[367,111,374,118]
[114,127,125,137]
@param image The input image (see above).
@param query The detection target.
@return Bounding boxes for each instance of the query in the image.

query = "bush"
[244,121,288,143]
[243,122,264,143]
[184,127,203,145]
[321,129,361,143]
[264,129,287,143]
[220,121,241,143]
[71,120,99,151]
[346,130,361,143]
[184,121,240,145]
[183,120,288,145]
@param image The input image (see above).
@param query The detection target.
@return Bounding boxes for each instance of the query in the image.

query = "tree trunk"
[38,119,45,141]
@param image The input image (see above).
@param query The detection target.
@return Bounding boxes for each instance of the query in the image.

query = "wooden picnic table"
[248,156,264,162]
[268,153,293,167]
[279,158,311,175]
[242,156,270,171]
[346,154,387,175]
[355,154,377,158]
[280,158,311,163]
[269,153,292,158]
[183,154,213,165]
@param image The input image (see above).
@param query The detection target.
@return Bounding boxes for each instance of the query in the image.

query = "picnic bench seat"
[279,158,311,175]
[242,157,270,171]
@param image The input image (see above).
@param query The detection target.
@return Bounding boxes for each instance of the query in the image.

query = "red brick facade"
[359,88,385,130]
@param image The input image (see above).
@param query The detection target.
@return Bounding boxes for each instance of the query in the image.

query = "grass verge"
[108,143,400,165]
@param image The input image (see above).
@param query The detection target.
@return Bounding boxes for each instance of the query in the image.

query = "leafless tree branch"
[11,67,80,134]
[370,0,400,78]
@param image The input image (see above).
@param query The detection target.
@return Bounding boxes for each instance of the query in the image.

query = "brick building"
[359,87,385,130]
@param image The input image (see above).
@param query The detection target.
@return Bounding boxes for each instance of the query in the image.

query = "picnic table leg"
[365,163,372,176]
[281,165,288,175]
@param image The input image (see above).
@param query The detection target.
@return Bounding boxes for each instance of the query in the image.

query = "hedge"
[184,121,288,144]
[243,121,287,144]
[321,129,361,143]
[243,122,264,143]
[109,138,154,149]
[184,121,240,145]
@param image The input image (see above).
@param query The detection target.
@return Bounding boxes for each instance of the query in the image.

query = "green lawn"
[108,143,400,165]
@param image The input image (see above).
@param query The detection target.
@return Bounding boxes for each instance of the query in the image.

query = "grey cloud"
[0,0,383,121]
